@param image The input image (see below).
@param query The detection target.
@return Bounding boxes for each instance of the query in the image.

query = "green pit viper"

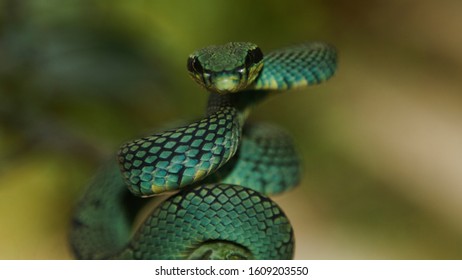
[69,41,337,260]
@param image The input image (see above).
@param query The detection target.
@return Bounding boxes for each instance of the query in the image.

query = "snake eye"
[250,47,263,63]
[187,56,204,73]
[245,47,263,68]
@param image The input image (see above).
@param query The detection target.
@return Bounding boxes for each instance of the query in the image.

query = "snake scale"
[69,41,337,259]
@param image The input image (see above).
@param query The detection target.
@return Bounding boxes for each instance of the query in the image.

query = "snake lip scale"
[70,41,337,260]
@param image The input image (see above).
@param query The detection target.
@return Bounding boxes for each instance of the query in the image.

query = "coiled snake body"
[70,42,337,259]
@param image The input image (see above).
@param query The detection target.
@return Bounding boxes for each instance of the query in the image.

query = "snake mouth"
[211,76,241,93]
[189,71,244,94]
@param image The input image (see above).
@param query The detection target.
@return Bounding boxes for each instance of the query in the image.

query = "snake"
[69,41,337,260]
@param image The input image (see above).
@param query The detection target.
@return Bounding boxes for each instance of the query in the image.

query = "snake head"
[187,42,264,94]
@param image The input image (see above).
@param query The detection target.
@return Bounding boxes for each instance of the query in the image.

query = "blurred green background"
[1,0,462,259]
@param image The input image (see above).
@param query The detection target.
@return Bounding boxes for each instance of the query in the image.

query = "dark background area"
[1,0,462,259]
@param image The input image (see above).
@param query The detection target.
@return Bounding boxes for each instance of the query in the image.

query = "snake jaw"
[190,70,250,94]
[200,66,262,94]
[210,75,241,93]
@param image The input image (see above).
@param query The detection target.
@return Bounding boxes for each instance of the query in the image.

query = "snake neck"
[205,90,270,123]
